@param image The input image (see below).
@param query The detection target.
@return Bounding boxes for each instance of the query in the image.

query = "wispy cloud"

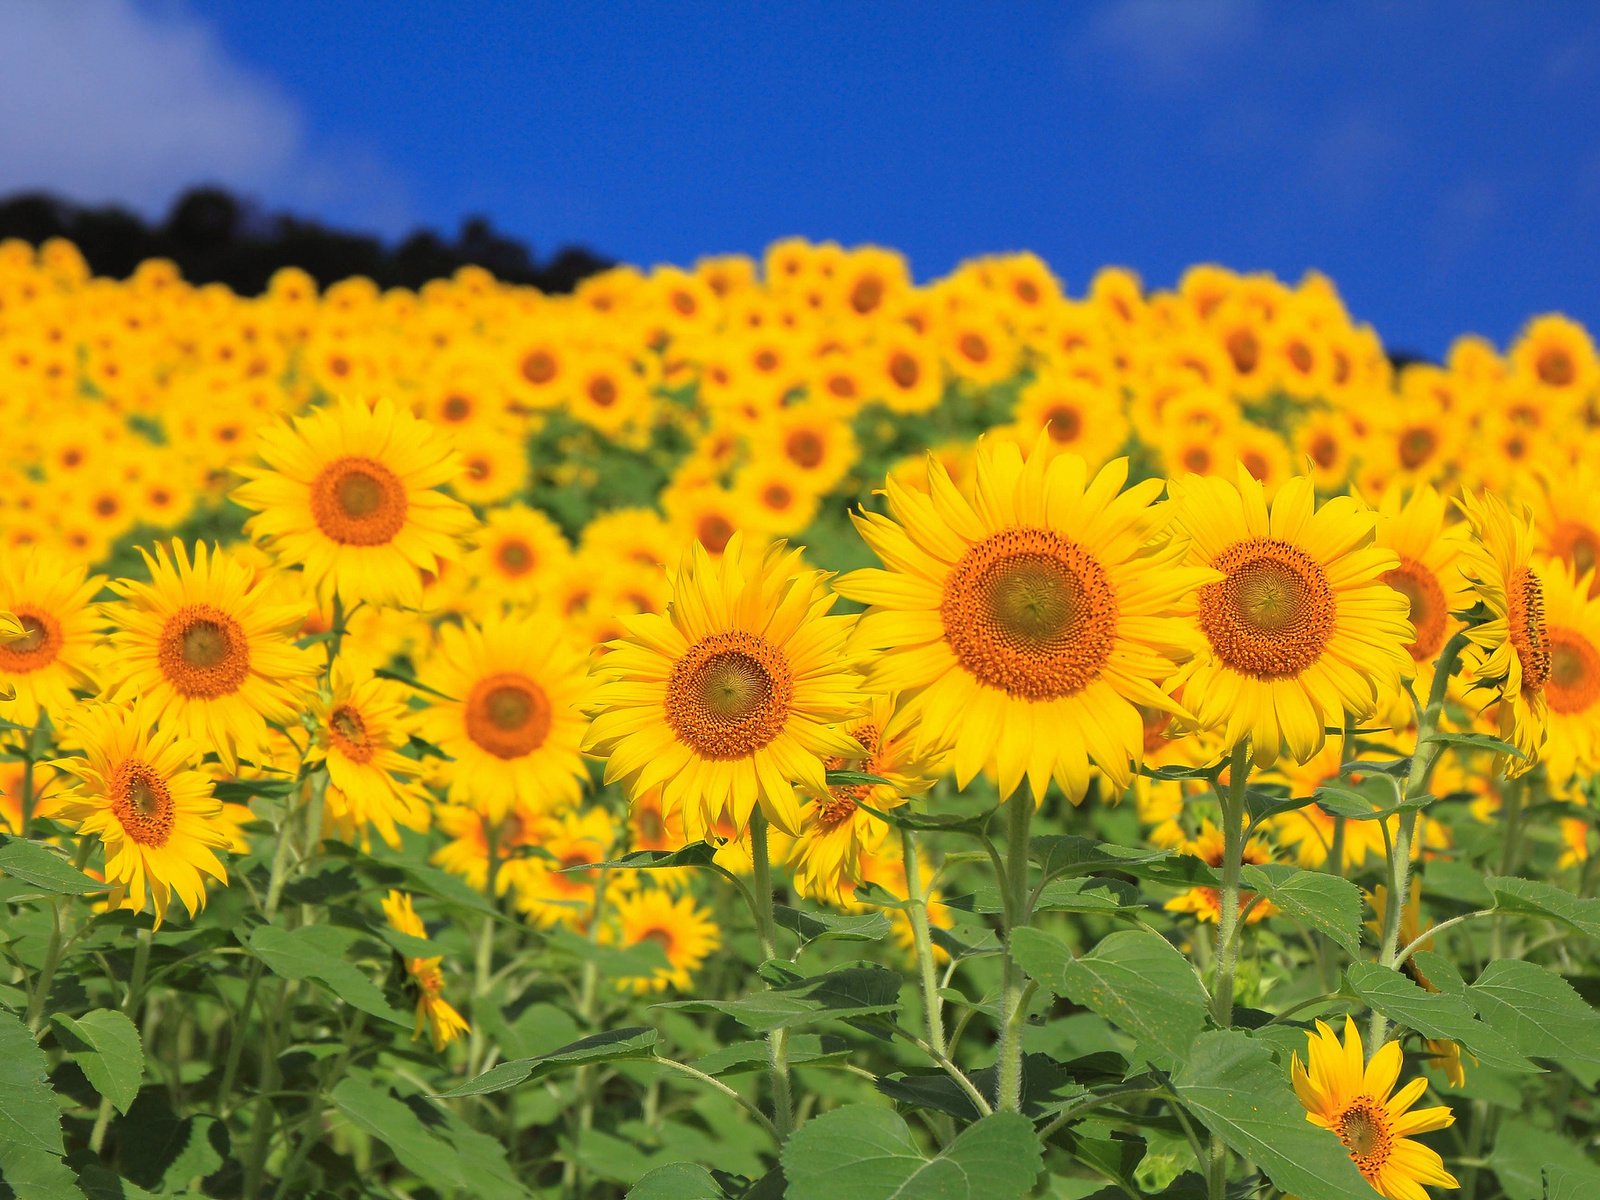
[1079,0,1260,86]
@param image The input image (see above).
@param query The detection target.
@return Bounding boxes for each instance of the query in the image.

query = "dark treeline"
[0,187,613,294]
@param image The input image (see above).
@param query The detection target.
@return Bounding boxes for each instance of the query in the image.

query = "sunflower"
[511,808,622,928]
[309,661,431,850]
[1531,559,1600,790]
[431,804,552,897]
[1530,461,1600,597]
[1164,818,1277,924]
[464,502,574,610]
[1457,492,1550,776]
[381,891,470,1051]
[1169,469,1414,768]
[585,537,862,839]
[232,396,477,609]
[415,613,590,820]
[608,887,721,993]
[45,702,229,927]
[1266,742,1389,871]
[1371,484,1473,712]
[1292,1017,1459,1198]
[102,540,320,773]
[837,441,1214,804]
[0,545,104,726]
[1011,369,1130,468]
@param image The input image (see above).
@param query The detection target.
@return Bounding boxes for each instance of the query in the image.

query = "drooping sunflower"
[308,661,431,849]
[1530,559,1600,790]
[45,702,229,927]
[837,440,1215,804]
[1292,1017,1459,1199]
[586,538,863,840]
[0,544,105,726]
[608,887,721,993]
[102,540,320,772]
[380,890,470,1051]
[1169,469,1414,769]
[232,396,478,609]
[415,613,591,820]
[1457,491,1550,776]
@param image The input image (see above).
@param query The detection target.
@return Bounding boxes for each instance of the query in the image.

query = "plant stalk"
[995,790,1034,1112]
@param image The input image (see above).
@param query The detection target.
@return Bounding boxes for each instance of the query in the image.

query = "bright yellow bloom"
[309,661,431,849]
[380,891,470,1051]
[0,545,104,726]
[1531,559,1600,790]
[609,887,721,993]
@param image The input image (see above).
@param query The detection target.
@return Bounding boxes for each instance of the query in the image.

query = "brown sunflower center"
[310,456,409,547]
[665,632,793,760]
[1550,519,1600,590]
[329,703,375,763]
[1537,347,1575,387]
[1045,405,1083,442]
[496,540,535,576]
[1383,557,1448,661]
[158,604,251,698]
[1335,1096,1393,1174]
[695,514,735,555]
[888,352,920,389]
[110,759,176,848]
[521,350,557,384]
[941,528,1118,700]
[1507,565,1552,692]
[1546,628,1600,714]
[785,430,826,469]
[465,674,552,760]
[1398,427,1437,470]
[641,927,675,953]
[0,610,61,672]
[1199,538,1334,679]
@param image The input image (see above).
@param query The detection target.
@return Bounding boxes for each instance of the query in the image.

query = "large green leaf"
[1484,876,1600,940]
[1029,836,1171,881]
[625,1163,728,1200]
[1172,1031,1382,1200]
[1488,1116,1600,1200]
[657,965,901,1033]
[1344,962,1536,1073]
[329,1074,469,1191]
[1240,864,1363,954]
[51,1008,144,1114]
[0,1010,79,1199]
[0,835,108,895]
[1468,960,1600,1085]
[1014,928,1207,1070]
[245,924,408,1026]
[774,905,890,944]
[116,1091,229,1194]
[780,1105,1042,1200]
[436,1027,659,1098]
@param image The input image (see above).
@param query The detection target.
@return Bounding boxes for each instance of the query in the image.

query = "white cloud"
[1081,0,1260,85]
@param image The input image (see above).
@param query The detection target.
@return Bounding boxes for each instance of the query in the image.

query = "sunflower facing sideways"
[0,544,105,726]
[102,540,320,772]
[1168,469,1414,768]
[232,396,477,610]
[380,890,470,1051]
[307,661,431,849]
[585,537,862,840]
[837,440,1215,804]
[45,702,230,926]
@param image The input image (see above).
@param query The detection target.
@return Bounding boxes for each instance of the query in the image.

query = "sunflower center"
[465,674,552,760]
[941,529,1117,700]
[159,605,251,698]
[110,760,176,848]
[0,610,60,672]
[641,927,675,953]
[1383,558,1448,661]
[496,540,535,576]
[1546,628,1600,714]
[1550,519,1600,588]
[1045,405,1082,442]
[1398,427,1437,470]
[1507,565,1552,692]
[522,351,556,384]
[1335,1096,1393,1174]
[695,514,735,555]
[329,703,375,763]
[785,430,826,469]
[1538,348,1574,387]
[1199,538,1334,679]
[665,632,793,760]
[310,456,409,547]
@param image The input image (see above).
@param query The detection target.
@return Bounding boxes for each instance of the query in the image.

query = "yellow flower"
[1531,559,1600,790]
[233,396,477,609]
[309,661,431,850]
[1292,1017,1459,1198]
[46,703,229,927]
[1163,818,1277,924]
[609,887,721,993]
[0,545,104,726]
[380,891,470,1052]
[1370,484,1472,696]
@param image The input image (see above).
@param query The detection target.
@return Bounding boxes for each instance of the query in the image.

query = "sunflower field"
[1,233,1598,1200]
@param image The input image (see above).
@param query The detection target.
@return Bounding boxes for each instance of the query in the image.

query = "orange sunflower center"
[888,352,921,389]
[310,456,409,547]
[496,539,535,577]
[665,631,794,760]
[0,609,61,673]
[785,430,826,469]
[464,673,552,760]
[1549,519,1600,592]
[1507,565,1552,692]
[1334,1095,1393,1177]
[110,759,176,848]
[818,722,883,824]
[941,528,1118,700]
[158,604,251,698]
[1537,346,1575,387]
[640,927,676,954]
[1383,557,1448,661]
[329,703,375,763]
[1546,627,1600,714]
[1199,538,1334,679]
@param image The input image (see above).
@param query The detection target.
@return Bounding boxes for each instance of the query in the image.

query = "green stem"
[1209,742,1250,1028]
[563,868,611,1197]
[271,1010,367,1200]
[90,927,154,1154]
[17,735,35,838]
[24,899,65,1034]
[466,827,501,1080]
[995,791,1034,1113]
[748,808,794,1138]
[899,827,946,1057]
[652,1057,782,1143]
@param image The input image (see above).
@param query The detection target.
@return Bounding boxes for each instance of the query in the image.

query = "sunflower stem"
[995,790,1034,1113]
[747,807,794,1138]
[90,926,154,1154]
[466,824,501,1080]
[24,898,65,1035]
[1209,741,1250,1027]
[899,826,947,1058]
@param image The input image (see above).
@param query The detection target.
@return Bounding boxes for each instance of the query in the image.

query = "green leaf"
[858,803,996,834]
[116,1091,229,1194]
[329,1075,467,1191]
[1488,1116,1600,1200]
[626,1163,727,1200]
[1029,836,1171,881]
[245,924,409,1026]
[1014,928,1207,1071]
[1240,864,1364,954]
[0,1010,79,1199]
[1469,960,1600,1085]
[823,770,895,789]
[875,1053,1090,1121]
[781,1105,1042,1200]
[1344,962,1536,1073]
[0,834,109,894]
[436,1027,659,1098]
[692,1034,846,1077]
[210,778,294,803]
[51,1009,143,1114]
[545,928,671,978]
[657,965,901,1033]
[1545,1165,1600,1200]
[1425,730,1525,759]
[773,905,890,943]
[374,666,456,700]
[1484,876,1600,940]
[576,843,721,871]
[1172,1031,1377,1200]
[66,1154,162,1200]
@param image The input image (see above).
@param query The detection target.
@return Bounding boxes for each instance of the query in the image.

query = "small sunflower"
[381,891,470,1051]
[102,540,320,772]
[1292,1017,1459,1199]
[416,613,589,820]
[1163,817,1277,924]
[431,804,551,897]
[1531,559,1600,790]
[232,396,477,609]
[585,538,862,839]
[609,887,721,993]
[309,661,431,849]
[46,703,229,927]
[1371,484,1472,702]
[0,544,105,726]
[511,808,622,928]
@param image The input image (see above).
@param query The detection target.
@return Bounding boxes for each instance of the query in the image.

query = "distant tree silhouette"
[0,186,612,294]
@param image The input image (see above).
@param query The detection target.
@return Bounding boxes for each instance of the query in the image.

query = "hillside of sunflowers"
[1,231,1598,1200]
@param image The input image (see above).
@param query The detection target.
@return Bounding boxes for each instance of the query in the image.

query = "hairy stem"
[995,790,1034,1112]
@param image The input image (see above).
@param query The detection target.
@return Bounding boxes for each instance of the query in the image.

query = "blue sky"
[3,1,1597,357]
